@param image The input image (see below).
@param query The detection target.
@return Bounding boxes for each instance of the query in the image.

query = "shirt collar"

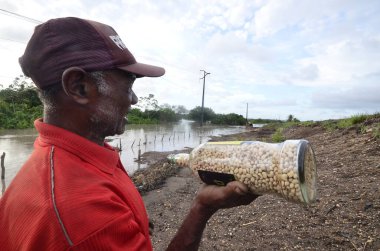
[34,119,120,175]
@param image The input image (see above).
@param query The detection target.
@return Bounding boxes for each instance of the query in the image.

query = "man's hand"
[194,181,259,216]
[166,181,259,251]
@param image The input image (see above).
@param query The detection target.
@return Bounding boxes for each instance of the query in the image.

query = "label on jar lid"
[207,141,260,145]
[207,141,243,145]
[198,170,236,186]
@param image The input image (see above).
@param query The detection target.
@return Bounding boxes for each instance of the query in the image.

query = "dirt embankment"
[132,119,380,251]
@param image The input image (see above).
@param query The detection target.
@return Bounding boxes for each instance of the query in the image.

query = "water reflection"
[1,179,5,196]
[0,130,36,186]
[108,120,246,174]
[0,120,247,187]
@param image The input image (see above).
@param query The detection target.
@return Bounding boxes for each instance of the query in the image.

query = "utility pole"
[246,103,249,125]
[200,70,210,127]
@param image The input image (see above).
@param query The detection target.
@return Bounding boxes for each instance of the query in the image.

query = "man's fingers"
[227,181,250,195]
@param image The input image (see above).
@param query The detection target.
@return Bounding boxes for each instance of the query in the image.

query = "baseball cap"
[19,17,165,89]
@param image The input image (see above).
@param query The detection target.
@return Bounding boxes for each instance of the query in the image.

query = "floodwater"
[0,120,247,192]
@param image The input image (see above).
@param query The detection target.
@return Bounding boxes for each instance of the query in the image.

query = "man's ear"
[61,67,97,105]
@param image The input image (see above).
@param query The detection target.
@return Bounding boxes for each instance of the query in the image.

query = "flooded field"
[0,120,247,188]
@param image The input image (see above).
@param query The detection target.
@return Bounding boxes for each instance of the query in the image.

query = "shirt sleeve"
[69,211,152,251]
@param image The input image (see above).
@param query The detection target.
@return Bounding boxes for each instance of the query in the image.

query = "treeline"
[188,106,246,125]
[0,76,43,129]
[249,118,282,124]
[0,76,248,129]
[128,108,180,124]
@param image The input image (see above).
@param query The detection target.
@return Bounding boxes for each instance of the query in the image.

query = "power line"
[0,8,42,24]
[0,37,26,44]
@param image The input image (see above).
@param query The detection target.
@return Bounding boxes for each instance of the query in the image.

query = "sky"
[0,0,379,121]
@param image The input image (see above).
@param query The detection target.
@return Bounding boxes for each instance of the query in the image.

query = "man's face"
[90,69,138,137]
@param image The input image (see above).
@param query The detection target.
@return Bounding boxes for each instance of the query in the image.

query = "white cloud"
[0,0,379,121]
[312,72,380,109]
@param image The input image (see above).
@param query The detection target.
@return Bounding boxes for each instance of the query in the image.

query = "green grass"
[260,112,380,140]
[350,114,369,124]
[337,119,352,129]
[360,125,367,134]
[297,121,317,127]
[321,120,338,131]
[272,128,285,142]
[373,123,380,139]
[336,114,367,129]
[322,113,375,131]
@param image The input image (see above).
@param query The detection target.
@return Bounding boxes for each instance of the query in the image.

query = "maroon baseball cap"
[19,17,165,89]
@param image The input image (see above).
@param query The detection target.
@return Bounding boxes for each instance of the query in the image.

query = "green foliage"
[135,94,159,111]
[283,121,299,129]
[249,118,282,124]
[127,108,157,124]
[331,113,371,129]
[212,113,246,125]
[260,113,379,142]
[360,125,367,134]
[188,106,216,122]
[337,119,352,129]
[321,120,338,131]
[157,108,178,122]
[320,113,380,132]
[286,114,300,123]
[350,114,369,125]
[173,105,188,115]
[188,106,246,125]
[287,114,294,122]
[272,128,285,142]
[0,76,43,129]
[127,107,179,124]
[128,95,183,124]
[298,121,316,127]
[373,123,380,139]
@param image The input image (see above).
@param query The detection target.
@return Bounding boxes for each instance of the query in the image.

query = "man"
[0,17,258,250]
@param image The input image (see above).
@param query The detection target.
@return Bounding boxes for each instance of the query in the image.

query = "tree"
[135,94,159,111]
[0,75,43,129]
[188,106,215,122]
[287,114,300,123]
[287,114,294,122]
[158,108,177,122]
[173,105,188,115]
[211,113,246,125]
[160,103,173,110]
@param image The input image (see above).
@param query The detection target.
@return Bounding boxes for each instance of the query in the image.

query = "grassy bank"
[266,113,380,142]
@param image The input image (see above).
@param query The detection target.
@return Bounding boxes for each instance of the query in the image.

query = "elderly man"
[0,17,257,251]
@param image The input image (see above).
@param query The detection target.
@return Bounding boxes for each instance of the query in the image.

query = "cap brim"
[118,62,165,78]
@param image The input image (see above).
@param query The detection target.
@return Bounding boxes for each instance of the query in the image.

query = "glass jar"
[168,140,317,204]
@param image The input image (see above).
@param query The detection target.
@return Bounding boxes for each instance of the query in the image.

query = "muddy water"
[0,120,247,191]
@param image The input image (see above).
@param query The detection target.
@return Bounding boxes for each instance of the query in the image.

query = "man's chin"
[115,117,128,135]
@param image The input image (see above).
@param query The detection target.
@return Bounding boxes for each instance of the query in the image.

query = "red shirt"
[0,119,152,251]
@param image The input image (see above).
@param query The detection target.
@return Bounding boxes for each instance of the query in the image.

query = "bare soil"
[131,119,380,251]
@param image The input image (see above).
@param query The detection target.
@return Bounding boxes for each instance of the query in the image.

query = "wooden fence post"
[1,152,5,180]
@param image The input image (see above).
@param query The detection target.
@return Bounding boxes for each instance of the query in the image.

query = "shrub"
[373,123,380,139]
[272,128,285,142]
[350,114,369,125]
